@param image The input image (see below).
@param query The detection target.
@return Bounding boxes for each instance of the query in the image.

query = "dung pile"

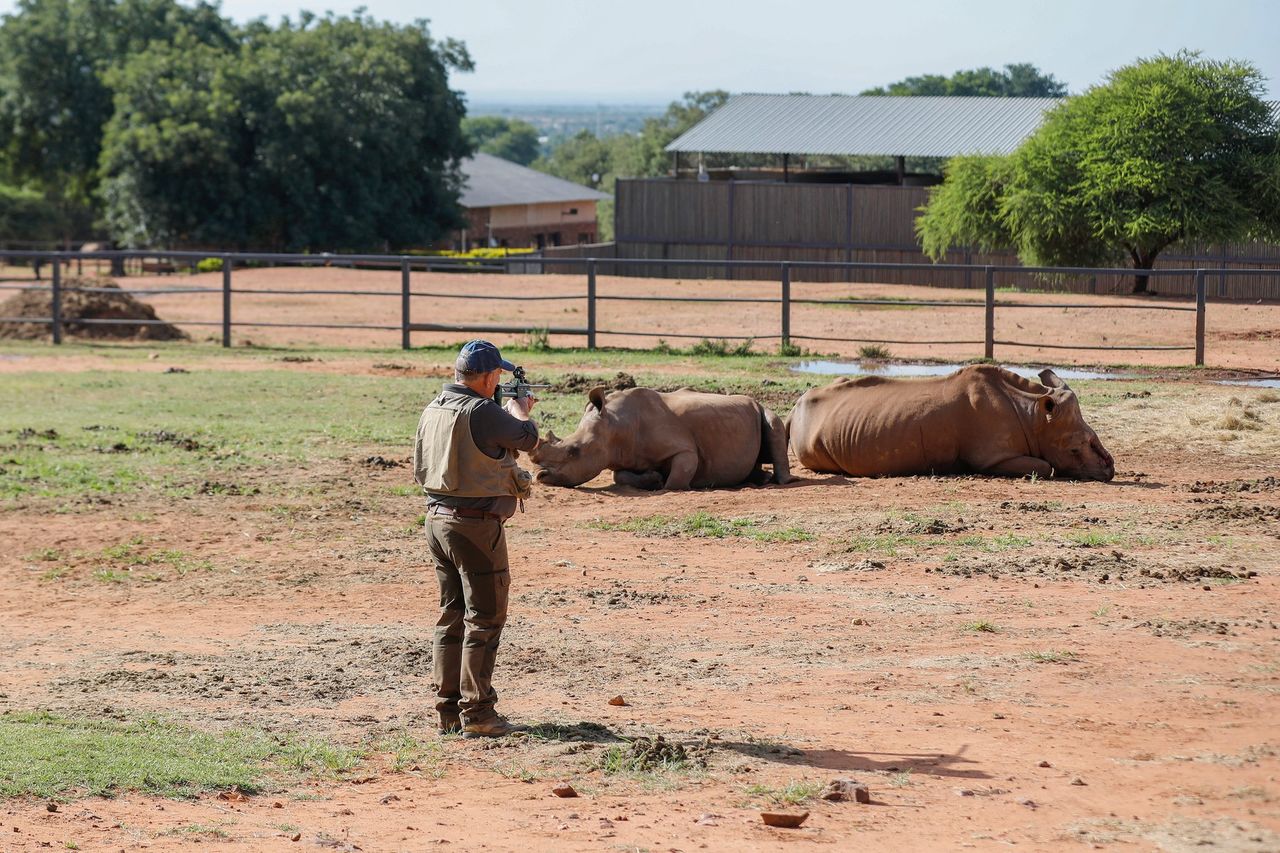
[0,277,188,341]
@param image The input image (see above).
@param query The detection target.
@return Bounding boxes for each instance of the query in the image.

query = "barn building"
[597,94,1278,297]
[456,153,610,251]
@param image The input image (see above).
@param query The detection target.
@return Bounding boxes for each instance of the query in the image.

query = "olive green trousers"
[426,513,510,724]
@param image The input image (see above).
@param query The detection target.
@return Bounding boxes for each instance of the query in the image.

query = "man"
[412,340,538,738]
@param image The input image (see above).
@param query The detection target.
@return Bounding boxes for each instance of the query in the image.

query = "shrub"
[196,257,223,273]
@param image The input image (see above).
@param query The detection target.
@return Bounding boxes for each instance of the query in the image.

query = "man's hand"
[504,394,535,421]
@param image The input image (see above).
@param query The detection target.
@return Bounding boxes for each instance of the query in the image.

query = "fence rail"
[3,250,1279,366]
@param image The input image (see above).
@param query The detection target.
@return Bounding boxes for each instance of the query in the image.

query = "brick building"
[456,153,610,250]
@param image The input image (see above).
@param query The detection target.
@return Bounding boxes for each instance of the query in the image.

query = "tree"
[862,63,1067,97]
[0,0,235,230]
[0,182,65,241]
[532,130,611,189]
[462,116,541,166]
[99,12,475,250]
[917,52,1280,293]
[617,89,729,178]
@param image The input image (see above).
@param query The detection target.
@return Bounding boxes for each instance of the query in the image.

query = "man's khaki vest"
[414,394,528,498]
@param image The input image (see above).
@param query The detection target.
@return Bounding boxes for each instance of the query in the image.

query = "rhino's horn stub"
[1038,368,1069,390]
[588,386,608,410]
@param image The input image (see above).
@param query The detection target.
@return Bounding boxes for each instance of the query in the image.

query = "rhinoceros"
[529,387,791,489]
[787,365,1114,481]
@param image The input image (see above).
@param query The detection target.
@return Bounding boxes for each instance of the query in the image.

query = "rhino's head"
[1032,369,1115,482]
[529,387,615,487]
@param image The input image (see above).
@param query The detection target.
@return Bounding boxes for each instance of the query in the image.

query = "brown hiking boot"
[438,711,462,735]
[461,715,526,739]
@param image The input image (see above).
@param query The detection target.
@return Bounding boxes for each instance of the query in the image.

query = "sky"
[2,0,1277,104]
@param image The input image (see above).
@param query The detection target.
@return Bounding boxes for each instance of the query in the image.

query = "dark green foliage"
[917,53,1280,292]
[463,116,541,166]
[0,2,473,250]
[0,182,66,240]
[99,12,474,250]
[916,155,1015,258]
[862,63,1067,97]
[0,0,236,214]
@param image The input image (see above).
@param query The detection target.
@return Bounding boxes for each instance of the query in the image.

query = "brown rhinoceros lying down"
[788,365,1114,481]
[529,387,791,489]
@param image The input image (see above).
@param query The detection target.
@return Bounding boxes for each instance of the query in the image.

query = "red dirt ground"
[1,346,1278,851]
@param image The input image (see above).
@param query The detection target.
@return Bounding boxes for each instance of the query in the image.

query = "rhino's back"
[789,371,999,476]
[659,390,762,485]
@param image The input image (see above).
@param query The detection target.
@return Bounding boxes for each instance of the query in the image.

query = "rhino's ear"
[588,386,608,411]
[1038,368,1070,391]
[1036,393,1057,420]
[543,428,560,444]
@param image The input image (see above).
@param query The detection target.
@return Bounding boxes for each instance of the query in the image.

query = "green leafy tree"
[533,130,612,189]
[463,116,541,165]
[0,182,65,240]
[863,63,1067,97]
[618,89,730,177]
[0,0,235,231]
[917,52,1280,292]
[99,12,474,250]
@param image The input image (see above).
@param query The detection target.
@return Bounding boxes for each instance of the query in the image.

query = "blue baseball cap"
[455,340,515,373]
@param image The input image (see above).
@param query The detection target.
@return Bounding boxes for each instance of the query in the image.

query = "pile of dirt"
[0,277,188,341]
[551,371,637,393]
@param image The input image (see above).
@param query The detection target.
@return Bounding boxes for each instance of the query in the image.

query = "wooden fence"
[611,179,1280,299]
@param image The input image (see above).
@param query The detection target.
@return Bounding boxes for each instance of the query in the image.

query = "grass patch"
[1025,650,1078,664]
[1067,531,1124,548]
[588,512,814,543]
[275,738,364,775]
[744,779,824,806]
[836,533,916,556]
[955,533,1035,552]
[857,344,893,360]
[967,621,999,633]
[889,769,913,787]
[376,732,445,776]
[0,712,273,799]
[687,338,755,357]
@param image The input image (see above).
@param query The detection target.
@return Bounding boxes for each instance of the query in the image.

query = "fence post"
[780,262,791,350]
[1194,269,1206,367]
[586,258,597,349]
[221,255,231,348]
[400,257,411,351]
[984,266,995,360]
[51,257,63,345]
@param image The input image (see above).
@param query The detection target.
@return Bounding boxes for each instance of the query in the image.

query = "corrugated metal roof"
[460,153,610,209]
[665,94,1063,157]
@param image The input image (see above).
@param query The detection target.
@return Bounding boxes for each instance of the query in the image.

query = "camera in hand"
[494,365,549,404]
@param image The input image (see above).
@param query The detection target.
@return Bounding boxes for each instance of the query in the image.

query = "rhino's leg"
[760,407,792,485]
[613,469,664,490]
[980,455,1054,479]
[662,450,699,490]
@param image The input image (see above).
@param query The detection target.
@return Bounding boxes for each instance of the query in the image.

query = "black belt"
[428,505,502,521]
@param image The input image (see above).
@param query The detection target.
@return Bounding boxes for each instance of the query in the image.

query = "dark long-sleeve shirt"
[422,383,538,517]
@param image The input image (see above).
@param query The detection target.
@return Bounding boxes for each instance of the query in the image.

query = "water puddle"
[791,361,1132,381]
[1215,378,1280,388]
